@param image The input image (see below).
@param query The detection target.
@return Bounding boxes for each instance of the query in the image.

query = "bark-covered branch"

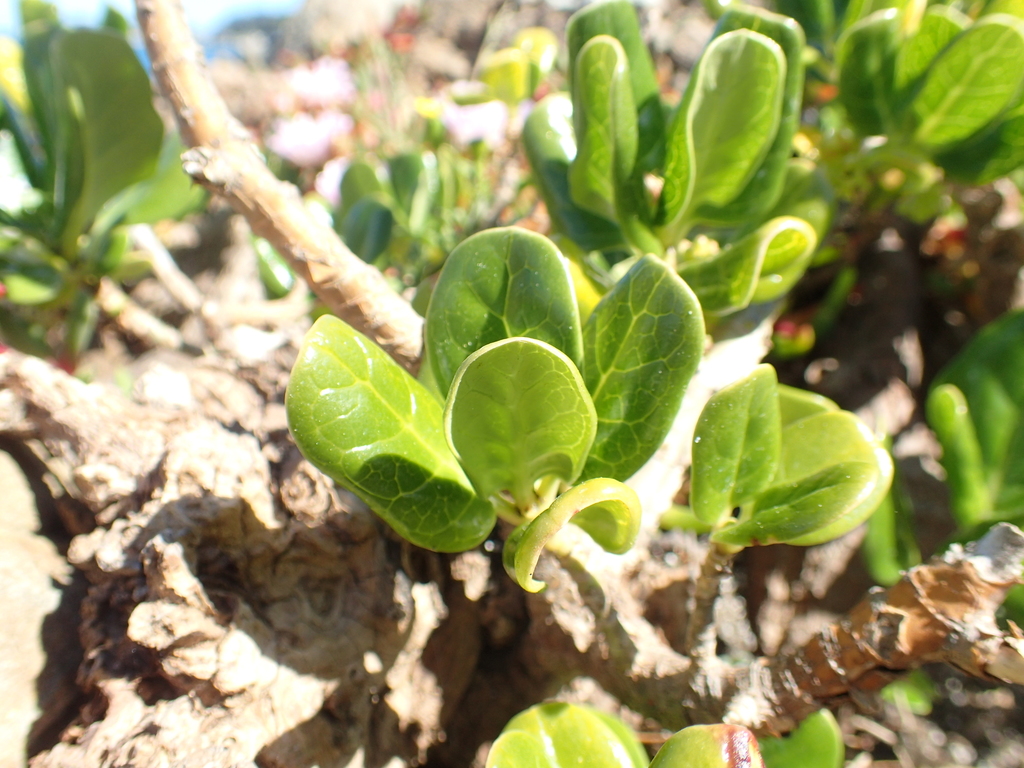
[134,0,424,373]
[526,524,1024,735]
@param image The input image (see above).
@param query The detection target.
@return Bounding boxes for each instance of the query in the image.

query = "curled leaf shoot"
[503,478,641,592]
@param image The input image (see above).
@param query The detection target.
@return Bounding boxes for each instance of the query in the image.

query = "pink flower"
[285,58,357,111]
[265,111,353,168]
[315,156,350,206]
[441,100,509,148]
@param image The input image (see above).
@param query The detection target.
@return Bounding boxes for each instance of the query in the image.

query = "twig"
[134,0,424,374]
[529,523,1024,735]
[129,224,203,313]
[96,278,184,350]
[684,542,735,656]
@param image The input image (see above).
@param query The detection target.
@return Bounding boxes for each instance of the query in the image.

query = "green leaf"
[566,0,664,174]
[677,237,764,315]
[840,0,908,31]
[54,30,164,248]
[388,152,437,233]
[581,255,704,482]
[253,236,296,299]
[569,35,638,221]
[444,337,596,506]
[489,703,647,768]
[910,16,1024,151]
[341,194,395,263]
[691,365,781,527]
[503,478,641,592]
[649,724,765,768]
[713,411,893,547]
[696,7,806,226]
[286,315,494,552]
[894,5,969,104]
[775,0,835,47]
[338,160,383,225]
[758,709,844,768]
[521,94,624,252]
[929,309,1024,521]
[118,132,207,226]
[927,384,991,528]
[0,259,62,304]
[935,98,1024,184]
[661,29,786,241]
[836,9,901,137]
[426,227,584,396]
[777,383,839,426]
[749,216,818,304]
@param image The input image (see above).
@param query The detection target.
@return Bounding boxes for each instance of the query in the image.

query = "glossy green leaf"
[581,255,704,482]
[54,30,164,247]
[515,27,560,90]
[713,410,893,547]
[935,98,1024,184]
[649,724,764,768]
[840,0,908,31]
[749,216,818,304]
[253,236,296,299]
[691,365,782,526]
[929,309,1024,520]
[503,478,641,592]
[569,35,637,221]
[445,338,596,506]
[984,0,1024,17]
[894,5,969,103]
[488,703,647,768]
[696,7,805,226]
[661,30,785,241]
[762,159,836,246]
[566,0,663,173]
[522,94,624,252]
[426,227,583,396]
[777,383,839,426]
[927,384,991,528]
[758,709,844,768]
[677,237,764,315]
[286,315,494,552]
[910,16,1024,150]
[836,9,900,136]
[341,194,395,263]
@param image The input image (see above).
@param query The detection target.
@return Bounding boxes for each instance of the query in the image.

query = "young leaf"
[521,94,625,252]
[480,47,533,104]
[426,227,584,395]
[893,5,969,104]
[761,159,836,247]
[566,0,664,174]
[503,479,641,592]
[444,338,597,507]
[677,237,765,315]
[696,7,806,225]
[649,724,765,768]
[910,16,1024,150]
[488,703,647,768]
[581,255,704,482]
[287,315,494,553]
[929,309,1024,520]
[712,411,893,547]
[691,365,782,527]
[758,709,844,768]
[749,216,818,304]
[927,384,992,528]
[777,383,839,426]
[569,35,638,221]
[835,9,901,137]
[661,29,785,241]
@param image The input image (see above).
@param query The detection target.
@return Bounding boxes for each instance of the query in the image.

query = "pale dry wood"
[134,0,424,373]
